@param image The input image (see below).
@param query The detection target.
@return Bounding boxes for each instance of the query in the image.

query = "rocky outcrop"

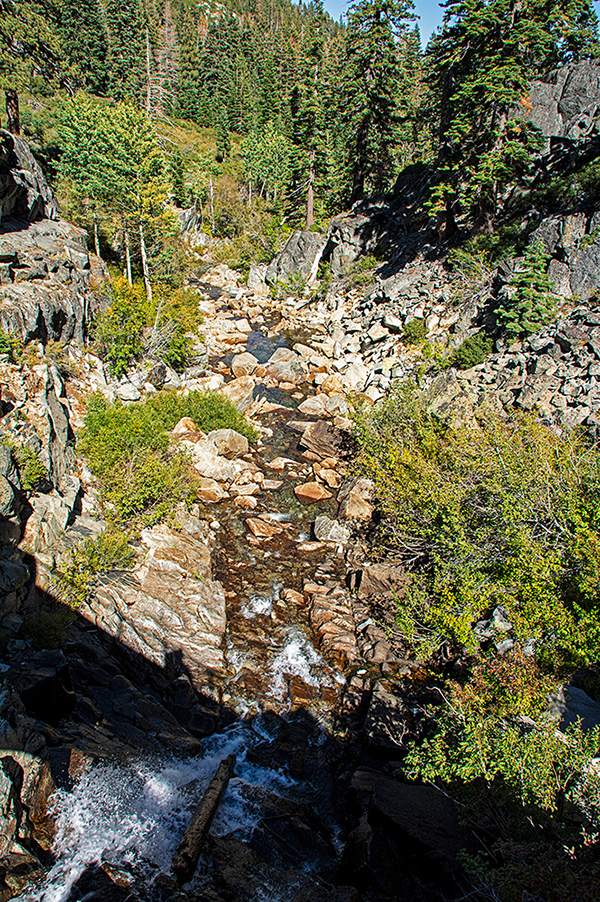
[455,306,600,430]
[523,60,600,146]
[266,230,326,285]
[80,515,227,683]
[0,130,59,223]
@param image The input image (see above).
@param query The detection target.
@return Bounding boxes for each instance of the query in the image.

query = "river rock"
[245,517,284,538]
[294,482,333,503]
[338,477,374,521]
[313,516,351,544]
[196,477,228,503]
[180,439,239,482]
[231,352,259,377]
[300,421,355,459]
[218,376,255,412]
[206,428,249,458]
[299,395,328,417]
[172,416,198,435]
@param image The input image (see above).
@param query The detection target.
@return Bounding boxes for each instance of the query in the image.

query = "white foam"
[16,724,296,902]
[270,626,326,700]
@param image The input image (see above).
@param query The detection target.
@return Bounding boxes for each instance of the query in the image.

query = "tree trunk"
[139,220,152,303]
[172,755,236,886]
[350,115,370,205]
[209,176,215,235]
[93,216,101,258]
[124,226,132,284]
[306,148,315,229]
[146,29,153,116]
[5,91,20,135]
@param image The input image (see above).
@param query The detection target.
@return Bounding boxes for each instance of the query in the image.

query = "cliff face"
[0,129,103,347]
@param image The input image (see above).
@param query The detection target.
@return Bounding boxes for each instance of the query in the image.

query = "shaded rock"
[0,474,16,518]
[300,421,355,459]
[0,129,59,221]
[148,363,167,388]
[422,369,476,429]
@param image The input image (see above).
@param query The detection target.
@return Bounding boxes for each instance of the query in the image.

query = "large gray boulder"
[523,60,600,145]
[266,230,326,285]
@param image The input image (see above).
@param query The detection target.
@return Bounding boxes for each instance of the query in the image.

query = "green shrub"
[78,390,255,527]
[92,277,204,377]
[402,317,427,345]
[354,384,600,876]
[353,384,600,671]
[54,529,135,608]
[0,328,22,362]
[452,332,494,369]
[2,441,48,492]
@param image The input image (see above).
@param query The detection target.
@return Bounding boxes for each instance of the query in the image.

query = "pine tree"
[0,0,62,133]
[105,0,145,100]
[50,0,109,93]
[291,0,330,227]
[428,0,600,237]
[341,0,415,203]
[497,240,558,336]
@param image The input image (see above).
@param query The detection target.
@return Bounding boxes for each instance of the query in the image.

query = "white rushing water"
[16,722,296,902]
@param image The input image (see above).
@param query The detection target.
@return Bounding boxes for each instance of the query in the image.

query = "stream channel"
[15,319,373,902]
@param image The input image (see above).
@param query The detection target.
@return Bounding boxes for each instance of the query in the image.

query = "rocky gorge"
[4,62,600,902]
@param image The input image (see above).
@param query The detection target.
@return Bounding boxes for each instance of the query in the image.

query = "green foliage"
[402,317,427,345]
[353,385,600,671]
[93,277,146,377]
[92,276,203,377]
[452,332,494,369]
[355,385,600,883]
[78,390,254,527]
[0,328,22,363]
[427,0,600,233]
[54,529,135,608]
[498,239,558,336]
[240,122,294,203]
[13,444,47,491]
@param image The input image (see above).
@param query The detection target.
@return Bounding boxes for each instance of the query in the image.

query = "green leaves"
[240,122,294,201]
[497,239,559,335]
[428,0,600,233]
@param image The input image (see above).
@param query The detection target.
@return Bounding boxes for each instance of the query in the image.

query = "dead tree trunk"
[172,754,236,886]
[124,224,132,284]
[5,91,20,135]
[139,220,152,303]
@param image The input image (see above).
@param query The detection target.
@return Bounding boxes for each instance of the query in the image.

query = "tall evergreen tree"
[105,0,145,100]
[341,0,415,203]
[428,0,600,237]
[50,0,109,93]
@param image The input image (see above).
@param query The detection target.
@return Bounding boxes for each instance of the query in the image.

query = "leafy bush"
[497,240,558,336]
[452,332,494,369]
[0,328,22,362]
[2,441,48,492]
[54,529,135,608]
[353,384,600,670]
[402,317,427,345]
[354,384,600,889]
[78,390,255,526]
[92,277,203,377]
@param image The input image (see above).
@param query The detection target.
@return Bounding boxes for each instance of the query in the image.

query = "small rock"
[206,428,249,458]
[245,517,284,538]
[313,516,351,544]
[231,352,259,377]
[196,478,228,503]
[294,482,333,503]
[218,376,255,412]
[172,416,198,435]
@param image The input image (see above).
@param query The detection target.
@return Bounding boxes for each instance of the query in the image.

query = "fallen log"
[172,753,236,885]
